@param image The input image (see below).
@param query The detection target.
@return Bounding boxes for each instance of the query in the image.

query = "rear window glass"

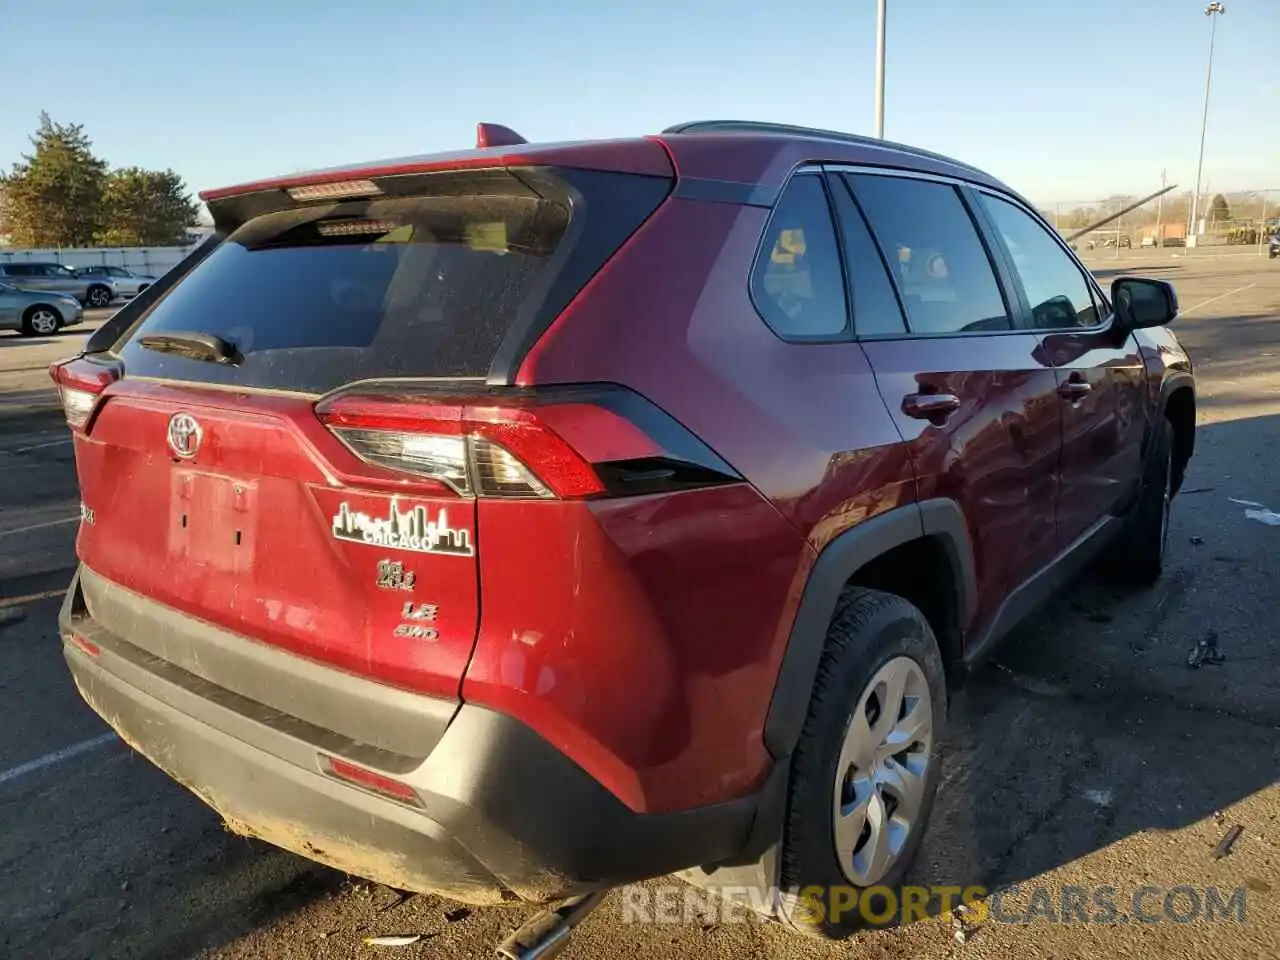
[118,192,572,393]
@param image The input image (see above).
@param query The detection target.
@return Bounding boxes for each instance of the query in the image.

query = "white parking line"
[0,516,79,538]
[0,733,118,787]
[10,437,72,453]
[1181,282,1258,316]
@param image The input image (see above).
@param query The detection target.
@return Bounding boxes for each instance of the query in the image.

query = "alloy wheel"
[30,310,59,335]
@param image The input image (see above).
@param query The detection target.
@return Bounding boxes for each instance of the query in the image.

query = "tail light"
[48,358,120,431]
[315,385,742,501]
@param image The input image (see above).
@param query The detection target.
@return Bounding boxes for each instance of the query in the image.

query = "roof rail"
[660,120,984,176]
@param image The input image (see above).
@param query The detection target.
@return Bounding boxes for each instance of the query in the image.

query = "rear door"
[972,191,1148,550]
[71,164,671,699]
[36,263,73,294]
[839,171,1064,627]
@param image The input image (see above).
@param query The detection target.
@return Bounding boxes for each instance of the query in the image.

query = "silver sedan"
[0,281,85,336]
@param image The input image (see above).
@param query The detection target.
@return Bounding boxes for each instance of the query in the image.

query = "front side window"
[978,194,1099,329]
[845,174,1011,335]
[750,174,849,339]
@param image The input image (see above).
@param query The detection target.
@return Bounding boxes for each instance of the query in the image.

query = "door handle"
[1058,379,1092,401]
[902,392,962,422]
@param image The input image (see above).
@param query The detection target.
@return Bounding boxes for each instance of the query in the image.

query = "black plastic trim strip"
[762,500,976,759]
[671,177,776,207]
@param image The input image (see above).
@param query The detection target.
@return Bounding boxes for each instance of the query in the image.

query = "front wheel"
[1111,418,1174,587]
[21,306,61,336]
[86,285,112,308]
[778,588,947,939]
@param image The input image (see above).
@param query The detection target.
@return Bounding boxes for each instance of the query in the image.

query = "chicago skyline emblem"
[332,498,474,556]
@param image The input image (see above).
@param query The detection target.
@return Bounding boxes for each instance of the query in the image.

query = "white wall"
[0,244,199,278]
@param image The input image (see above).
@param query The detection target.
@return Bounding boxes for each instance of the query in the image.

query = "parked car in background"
[75,265,156,300]
[0,262,111,308]
[51,119,1196,945]
[1269,232,1279,259]
[0,280,84,335]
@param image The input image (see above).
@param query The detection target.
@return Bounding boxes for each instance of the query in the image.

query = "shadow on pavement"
[906,407,1280,908]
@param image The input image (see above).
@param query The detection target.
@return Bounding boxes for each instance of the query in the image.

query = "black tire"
[777,588,947,940]
[1111,417,1174,587]
[86,285,112,308]
[21,305,62,337]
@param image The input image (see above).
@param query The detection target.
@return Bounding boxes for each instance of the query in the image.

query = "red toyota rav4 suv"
[52,120,1194,940]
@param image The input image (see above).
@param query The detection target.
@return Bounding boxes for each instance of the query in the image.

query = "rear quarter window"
[750,174,849,340]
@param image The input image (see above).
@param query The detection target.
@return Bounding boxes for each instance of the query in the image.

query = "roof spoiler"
[476,123,527,148]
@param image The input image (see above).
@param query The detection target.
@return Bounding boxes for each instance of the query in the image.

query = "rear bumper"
[59,565,766,904]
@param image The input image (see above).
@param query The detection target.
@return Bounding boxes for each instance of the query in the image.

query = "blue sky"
[0,0,1275,206]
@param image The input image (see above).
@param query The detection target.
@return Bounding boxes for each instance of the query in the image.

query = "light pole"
[873,0,887,138]
[1188,2,1226,244]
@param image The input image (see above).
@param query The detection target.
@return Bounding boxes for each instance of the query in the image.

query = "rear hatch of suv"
[54,147,673,712]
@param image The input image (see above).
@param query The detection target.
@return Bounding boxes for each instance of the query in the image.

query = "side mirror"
[1112,277,1178,329]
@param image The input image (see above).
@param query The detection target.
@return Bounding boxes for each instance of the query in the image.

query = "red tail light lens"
[316,394,607,500]
[48,358,119,430]
[316,385,743,501]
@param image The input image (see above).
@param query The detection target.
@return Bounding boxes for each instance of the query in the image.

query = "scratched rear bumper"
[58,563,760,904]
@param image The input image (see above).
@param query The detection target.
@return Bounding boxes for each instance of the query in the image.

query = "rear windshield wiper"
[137,331,242,365]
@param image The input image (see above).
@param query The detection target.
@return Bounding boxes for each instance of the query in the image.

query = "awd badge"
[376,560,416,591]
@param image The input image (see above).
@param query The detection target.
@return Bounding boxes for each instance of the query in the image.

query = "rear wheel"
[778,588,947,939]
[21,306,61,336]
[87,285,112,308]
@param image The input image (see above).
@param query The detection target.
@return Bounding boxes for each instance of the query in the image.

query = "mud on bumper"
[59,567,764,904]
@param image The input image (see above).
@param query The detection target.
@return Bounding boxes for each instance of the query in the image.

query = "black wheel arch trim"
[1154,372,1196,480]
[762,499,976,761]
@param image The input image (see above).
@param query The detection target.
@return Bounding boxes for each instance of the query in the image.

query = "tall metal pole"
[873,0,887,138]
[1189,2,1226,243]
[1156,168,1166,247]
[1261,191,1271,257]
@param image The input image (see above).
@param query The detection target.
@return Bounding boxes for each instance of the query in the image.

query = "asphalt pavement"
[1,261,1278,960]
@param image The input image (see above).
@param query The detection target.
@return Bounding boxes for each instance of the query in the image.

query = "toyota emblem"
[167,412,203,459]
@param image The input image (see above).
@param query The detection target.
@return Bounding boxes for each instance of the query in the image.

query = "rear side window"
[751,174,849,339]
[3,265,33,276]
[977,193,1100,329]
[845,174,1010,336]
[117,169,669,393]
